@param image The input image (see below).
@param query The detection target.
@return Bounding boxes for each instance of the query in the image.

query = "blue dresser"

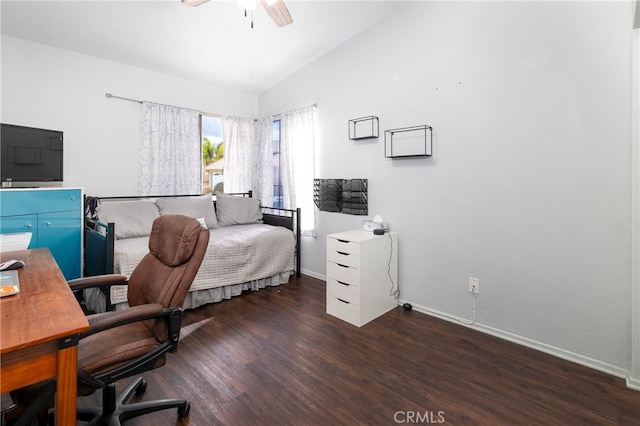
[0,188,83,279]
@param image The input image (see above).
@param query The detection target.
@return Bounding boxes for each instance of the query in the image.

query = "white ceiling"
[1,0,402,94]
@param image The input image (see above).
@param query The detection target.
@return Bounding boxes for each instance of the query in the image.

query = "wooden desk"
[1,248,89,425]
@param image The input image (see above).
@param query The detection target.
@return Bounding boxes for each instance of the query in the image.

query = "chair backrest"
[127,214,209,309]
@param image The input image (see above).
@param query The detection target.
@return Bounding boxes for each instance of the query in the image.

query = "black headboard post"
[296,207,301,277]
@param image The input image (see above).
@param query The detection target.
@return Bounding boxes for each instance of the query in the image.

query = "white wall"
[1,35,257,195]
[631,11,640,389]
[259,2,634,375]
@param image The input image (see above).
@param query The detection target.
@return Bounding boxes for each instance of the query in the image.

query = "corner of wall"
[631,23,640,386]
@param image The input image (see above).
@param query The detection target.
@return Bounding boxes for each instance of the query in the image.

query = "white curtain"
[222,116,255,194]
[281,106,316,236]
[252,116,274,205]
[138,102,201,195]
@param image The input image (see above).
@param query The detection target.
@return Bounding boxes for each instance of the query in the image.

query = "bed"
[83,192,300,312]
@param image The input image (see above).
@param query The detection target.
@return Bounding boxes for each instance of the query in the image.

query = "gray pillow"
[155,195,219,229]
[215,193,263,226]
[96,201,160,239]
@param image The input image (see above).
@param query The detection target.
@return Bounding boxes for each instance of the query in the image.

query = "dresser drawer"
[326,278,358,304]
[327,262,358,286]
[327,237,359,256]
[326,295,358,325]
[327,249,358,268]
[0,189,81,216]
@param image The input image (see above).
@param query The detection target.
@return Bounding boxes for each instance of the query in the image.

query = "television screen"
[1,123,63,182]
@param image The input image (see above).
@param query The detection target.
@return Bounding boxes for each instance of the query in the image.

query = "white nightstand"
[326,230,398,327]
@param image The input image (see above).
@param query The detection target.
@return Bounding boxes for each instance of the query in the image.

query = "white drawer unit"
[326,230,398,327]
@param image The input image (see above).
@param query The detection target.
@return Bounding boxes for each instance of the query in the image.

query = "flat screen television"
[1,123,64,183]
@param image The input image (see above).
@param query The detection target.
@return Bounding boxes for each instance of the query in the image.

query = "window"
[200,115,285,208]
[201,115,224,193]
[272,119,283,208]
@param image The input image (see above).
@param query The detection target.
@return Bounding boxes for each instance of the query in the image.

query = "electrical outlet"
[469,277,479,294]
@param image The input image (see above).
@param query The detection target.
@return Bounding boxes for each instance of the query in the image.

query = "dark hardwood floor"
[78,274,640,425]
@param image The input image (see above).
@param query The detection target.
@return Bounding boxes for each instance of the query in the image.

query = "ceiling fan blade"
[260,0,293,27]
[181,0,210,7]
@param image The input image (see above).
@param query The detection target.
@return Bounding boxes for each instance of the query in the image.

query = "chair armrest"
[79,304,184,387]
[84,303,164,337]
[68,274,129,292]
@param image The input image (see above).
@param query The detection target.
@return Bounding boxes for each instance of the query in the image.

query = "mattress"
[107,223,295,306]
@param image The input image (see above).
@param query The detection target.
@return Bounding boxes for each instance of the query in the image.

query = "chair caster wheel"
[135,379,147,395]
[178,401,191,417]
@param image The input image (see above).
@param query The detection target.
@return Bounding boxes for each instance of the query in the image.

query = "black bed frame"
[83,191,301,279]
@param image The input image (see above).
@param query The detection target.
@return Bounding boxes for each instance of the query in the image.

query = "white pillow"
[96,201,160,239]
[215,193,263,226]
[155,195,219,229]
[196,217,207,228]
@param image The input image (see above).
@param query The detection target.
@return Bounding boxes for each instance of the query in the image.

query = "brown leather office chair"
[8,214,209,425]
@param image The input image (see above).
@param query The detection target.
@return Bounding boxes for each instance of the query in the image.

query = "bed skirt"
[83,271,292,313]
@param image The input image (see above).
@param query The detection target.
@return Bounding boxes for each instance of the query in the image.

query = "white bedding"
[86,223,295,311]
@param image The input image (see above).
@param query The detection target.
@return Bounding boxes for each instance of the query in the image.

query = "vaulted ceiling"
[1,0,401,94]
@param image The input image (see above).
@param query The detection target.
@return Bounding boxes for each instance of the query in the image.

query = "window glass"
[202,115,224,193]
[272,119,283,208]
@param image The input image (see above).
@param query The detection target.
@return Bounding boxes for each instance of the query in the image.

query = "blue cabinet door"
[38,211,82,279]
[0,214,38,249]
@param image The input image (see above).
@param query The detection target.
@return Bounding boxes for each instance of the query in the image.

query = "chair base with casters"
[72,303,191,426]
[76,378,190,426]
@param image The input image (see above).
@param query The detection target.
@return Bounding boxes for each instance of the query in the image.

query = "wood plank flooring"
[78,274,640,425]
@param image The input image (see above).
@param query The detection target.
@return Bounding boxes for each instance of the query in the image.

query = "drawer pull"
[337,239,349,243]
[337,280,349,286]
[336,251,349,256]
[337,298,349,304]
[337,263,349,268]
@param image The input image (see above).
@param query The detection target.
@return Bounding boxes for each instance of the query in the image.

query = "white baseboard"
[302,275,636,391]
[300,269,325,281]
[627,375,640,391]
[399,299,634,388]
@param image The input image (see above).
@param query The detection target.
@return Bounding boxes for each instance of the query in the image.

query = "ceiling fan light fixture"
[180,0,291,28]
[181,0,210,7]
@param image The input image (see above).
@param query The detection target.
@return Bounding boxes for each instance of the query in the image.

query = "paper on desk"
[0,270,20,297]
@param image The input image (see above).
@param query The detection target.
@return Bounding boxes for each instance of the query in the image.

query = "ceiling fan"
[182,0,293,28]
